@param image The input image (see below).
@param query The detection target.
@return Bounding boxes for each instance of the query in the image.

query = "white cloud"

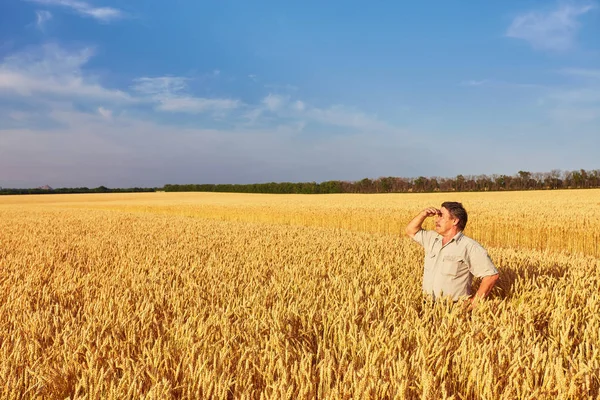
[461,79,489,86]
[242,94,393,134]
[0,43,419,188]
[0,45,240,116]
[506,3,595,51]
[26,0,124,22]
[0,43,131,101]
[132,76,188,96]
[98,106,112,119]
[0,37,390,138]
[305,104,391,132]
[262,93,288,111]
[460,79,545,89]
[158,97,239,113]
[35,10,53,31]
[242,107,263,123]
[293,100,305,111]
[240,94,288,123]
[132,76,240,114]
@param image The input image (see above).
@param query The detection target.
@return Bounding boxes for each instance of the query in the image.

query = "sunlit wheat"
[0,191,598,399]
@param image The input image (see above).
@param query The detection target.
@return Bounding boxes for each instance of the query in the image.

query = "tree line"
[0,186,155,195]
[2,169,599,195]
[164,169,600,194]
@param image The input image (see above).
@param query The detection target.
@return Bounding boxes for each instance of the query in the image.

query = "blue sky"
[1,0,599,187]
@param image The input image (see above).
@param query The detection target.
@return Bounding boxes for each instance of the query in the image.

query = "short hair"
[441,201,468,231]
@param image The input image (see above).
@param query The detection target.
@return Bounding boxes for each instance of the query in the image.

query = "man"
[405,201,499,307]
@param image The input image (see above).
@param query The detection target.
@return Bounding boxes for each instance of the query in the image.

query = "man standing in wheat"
[406,202,499,307]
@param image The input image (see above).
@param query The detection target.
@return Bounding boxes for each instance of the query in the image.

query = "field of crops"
[1,190,599,399]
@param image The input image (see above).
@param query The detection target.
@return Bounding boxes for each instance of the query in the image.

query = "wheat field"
[0,190,599,399]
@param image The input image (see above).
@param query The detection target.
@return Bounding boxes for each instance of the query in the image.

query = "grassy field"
[1,191,599,399]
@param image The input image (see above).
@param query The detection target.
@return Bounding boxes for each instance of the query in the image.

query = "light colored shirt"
[412,230,498,301]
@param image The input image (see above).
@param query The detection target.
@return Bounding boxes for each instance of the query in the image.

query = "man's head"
[435,201,468,235]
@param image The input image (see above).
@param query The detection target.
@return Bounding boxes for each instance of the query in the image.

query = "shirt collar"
[435,231,464,243]
[453,231,464,242]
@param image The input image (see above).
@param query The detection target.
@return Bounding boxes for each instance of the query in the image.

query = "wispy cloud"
[1,43,386,131]
[35,10,52,31]
[132,76,188,96]
[461,79,489,86]
[460,78,545,89]
[97,106,112,119]
[305,105,391,132]
[241,93,289,124]
[0,43,409,187]
[0,43,131,101]
[506,2,595,51]
[132,76,240,113]
[241,93,394,134]
[157,97,239,113]
[26,0,124,22]
[292,100,305,112]
[560,68,600,79]
[262,93,288,112]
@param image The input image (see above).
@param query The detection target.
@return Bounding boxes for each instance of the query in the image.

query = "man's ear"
[452,218,459,227]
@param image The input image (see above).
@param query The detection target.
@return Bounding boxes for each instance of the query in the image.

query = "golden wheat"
[0,191,599,399]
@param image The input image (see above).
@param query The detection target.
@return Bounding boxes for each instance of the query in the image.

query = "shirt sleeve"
[467,245,498,278]
[412,229,436,250]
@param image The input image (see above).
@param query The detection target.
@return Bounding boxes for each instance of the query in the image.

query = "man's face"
[435,207,457,235]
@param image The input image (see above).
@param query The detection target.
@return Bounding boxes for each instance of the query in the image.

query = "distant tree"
[495,175,506,190]
[517,170,532,190]
[454,175,465,191]
[476,175,491,191]
[579,169,589,188]
[428,178,439,192]
[357,178,373,193]
[413,176,428,192]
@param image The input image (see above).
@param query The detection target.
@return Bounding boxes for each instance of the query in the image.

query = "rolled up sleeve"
[468,245,498,278]
[413,229,436,250]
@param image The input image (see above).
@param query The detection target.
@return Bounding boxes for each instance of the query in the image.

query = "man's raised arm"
[405,207,440,239]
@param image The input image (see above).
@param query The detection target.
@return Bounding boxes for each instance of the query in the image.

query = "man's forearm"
[470,274,499,306]
[405,212,427,237]
[406,208,439,238]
